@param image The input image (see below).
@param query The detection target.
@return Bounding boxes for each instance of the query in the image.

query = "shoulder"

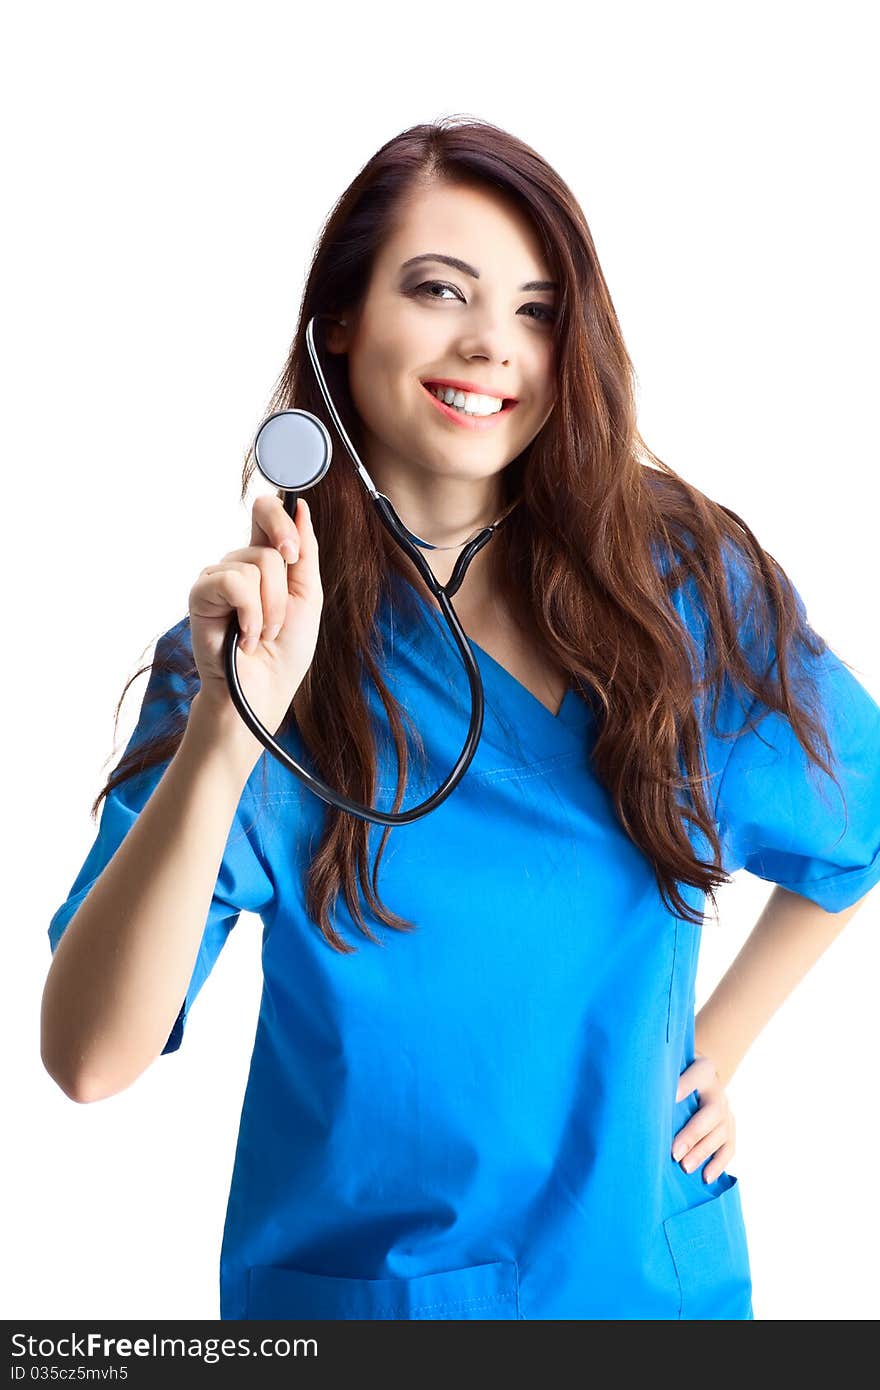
[649,522,811,729]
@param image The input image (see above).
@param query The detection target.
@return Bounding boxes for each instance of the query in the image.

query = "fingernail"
[280,539,299,563]
[265,623,281,642]
[672,1143,685,1161]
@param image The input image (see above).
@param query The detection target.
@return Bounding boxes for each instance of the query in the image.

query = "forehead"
[379,179,551,279]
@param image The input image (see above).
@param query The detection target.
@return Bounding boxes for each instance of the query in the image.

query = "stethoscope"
[223,313,520,826]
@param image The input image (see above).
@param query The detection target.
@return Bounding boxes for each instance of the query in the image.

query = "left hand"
[672,1052,736,1183]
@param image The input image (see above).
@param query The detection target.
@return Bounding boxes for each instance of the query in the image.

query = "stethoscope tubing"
[221,317,503,825]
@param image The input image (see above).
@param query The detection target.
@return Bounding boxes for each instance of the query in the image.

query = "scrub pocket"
[663,1174,753,1319]
[246,1257,520,1320]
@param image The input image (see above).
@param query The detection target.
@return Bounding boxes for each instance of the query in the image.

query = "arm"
[40,694,263,1104]
[694,885,873,1088]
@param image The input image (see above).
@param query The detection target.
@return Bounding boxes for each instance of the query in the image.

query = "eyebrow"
[399,253,557,293]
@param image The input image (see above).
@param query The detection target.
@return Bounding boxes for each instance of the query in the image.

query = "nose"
[456,318,512,370]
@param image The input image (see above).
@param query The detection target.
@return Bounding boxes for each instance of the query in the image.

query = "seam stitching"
[369,1290,515,1318]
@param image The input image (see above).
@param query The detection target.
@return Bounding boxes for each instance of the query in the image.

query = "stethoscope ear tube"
[222,490,489,826]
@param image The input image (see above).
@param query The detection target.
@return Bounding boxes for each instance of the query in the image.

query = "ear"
[323,316,352,355]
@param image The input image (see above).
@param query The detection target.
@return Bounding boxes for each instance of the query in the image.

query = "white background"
[4,0,877,1323]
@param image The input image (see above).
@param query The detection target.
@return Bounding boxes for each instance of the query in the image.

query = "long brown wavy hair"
[91,113,845,950]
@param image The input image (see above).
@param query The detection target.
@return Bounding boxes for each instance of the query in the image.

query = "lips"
[420,381,518,431]
[421,381,518,412]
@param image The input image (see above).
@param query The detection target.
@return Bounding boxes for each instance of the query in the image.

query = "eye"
[411,281,557,325]
[412,280,462,302]
[521,303,557,325]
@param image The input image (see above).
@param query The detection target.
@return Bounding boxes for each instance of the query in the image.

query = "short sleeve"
[712,555,880,912]
[47,618,274,1054]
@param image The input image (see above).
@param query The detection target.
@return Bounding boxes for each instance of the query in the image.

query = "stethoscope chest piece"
[254,408,333,493]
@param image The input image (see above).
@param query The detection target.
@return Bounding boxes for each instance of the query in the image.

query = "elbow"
[40,987,159,1102]
[42,1054,105,1104]
[70,1075,114,1104]
[67,1079,106,1105]
[41,1045,152,1103]
[40,1019,115,1103]
[41,975,114,1103]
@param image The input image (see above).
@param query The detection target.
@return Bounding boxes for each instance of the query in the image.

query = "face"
[325,179,558,502]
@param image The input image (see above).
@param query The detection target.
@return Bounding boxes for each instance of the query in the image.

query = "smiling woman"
[319,176,561,554]
[45,114,880,1323]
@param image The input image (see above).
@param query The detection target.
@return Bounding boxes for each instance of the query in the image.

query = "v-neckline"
[399,580,587,732]
[466,634,574,723]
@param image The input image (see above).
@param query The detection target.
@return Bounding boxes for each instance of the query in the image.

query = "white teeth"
[427,384,504,416]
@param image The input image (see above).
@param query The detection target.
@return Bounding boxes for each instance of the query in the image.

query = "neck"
[397,517,516,630]
[370,466,512,612]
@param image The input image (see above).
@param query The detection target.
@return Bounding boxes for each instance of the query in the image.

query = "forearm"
[694,884,870,1086]
[41,693,263,1102]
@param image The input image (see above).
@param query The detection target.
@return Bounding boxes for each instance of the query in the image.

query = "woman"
[41,116,880,1320]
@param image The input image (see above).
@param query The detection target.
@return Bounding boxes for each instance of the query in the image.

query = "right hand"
[188,493,323,738]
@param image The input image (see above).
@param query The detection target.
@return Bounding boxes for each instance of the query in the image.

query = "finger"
[676,1054,720,1102]
[703,1142,736,1184]
[676,1063,700,1102]
[676,1123,732,1176]
[194,563,265,654]
[250,492,301,564]
[247,495,321,612]
[215,550,290,643]
[284,497,322,601]
[671,1099,725,1162]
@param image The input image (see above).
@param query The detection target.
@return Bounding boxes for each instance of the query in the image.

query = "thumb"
[285,497,322,600]
[676,1062,700,1103]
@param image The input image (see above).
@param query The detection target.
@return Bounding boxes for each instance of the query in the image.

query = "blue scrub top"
[48,544,880,1320]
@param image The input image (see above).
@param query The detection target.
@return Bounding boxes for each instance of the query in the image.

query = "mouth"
[420,381,519,415]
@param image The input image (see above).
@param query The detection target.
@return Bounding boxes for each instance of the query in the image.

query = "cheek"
[348,322,414,409]
[533,346,558,399]
[346,350,416,451]
[518,365,557,439]
[530,359,558,427]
